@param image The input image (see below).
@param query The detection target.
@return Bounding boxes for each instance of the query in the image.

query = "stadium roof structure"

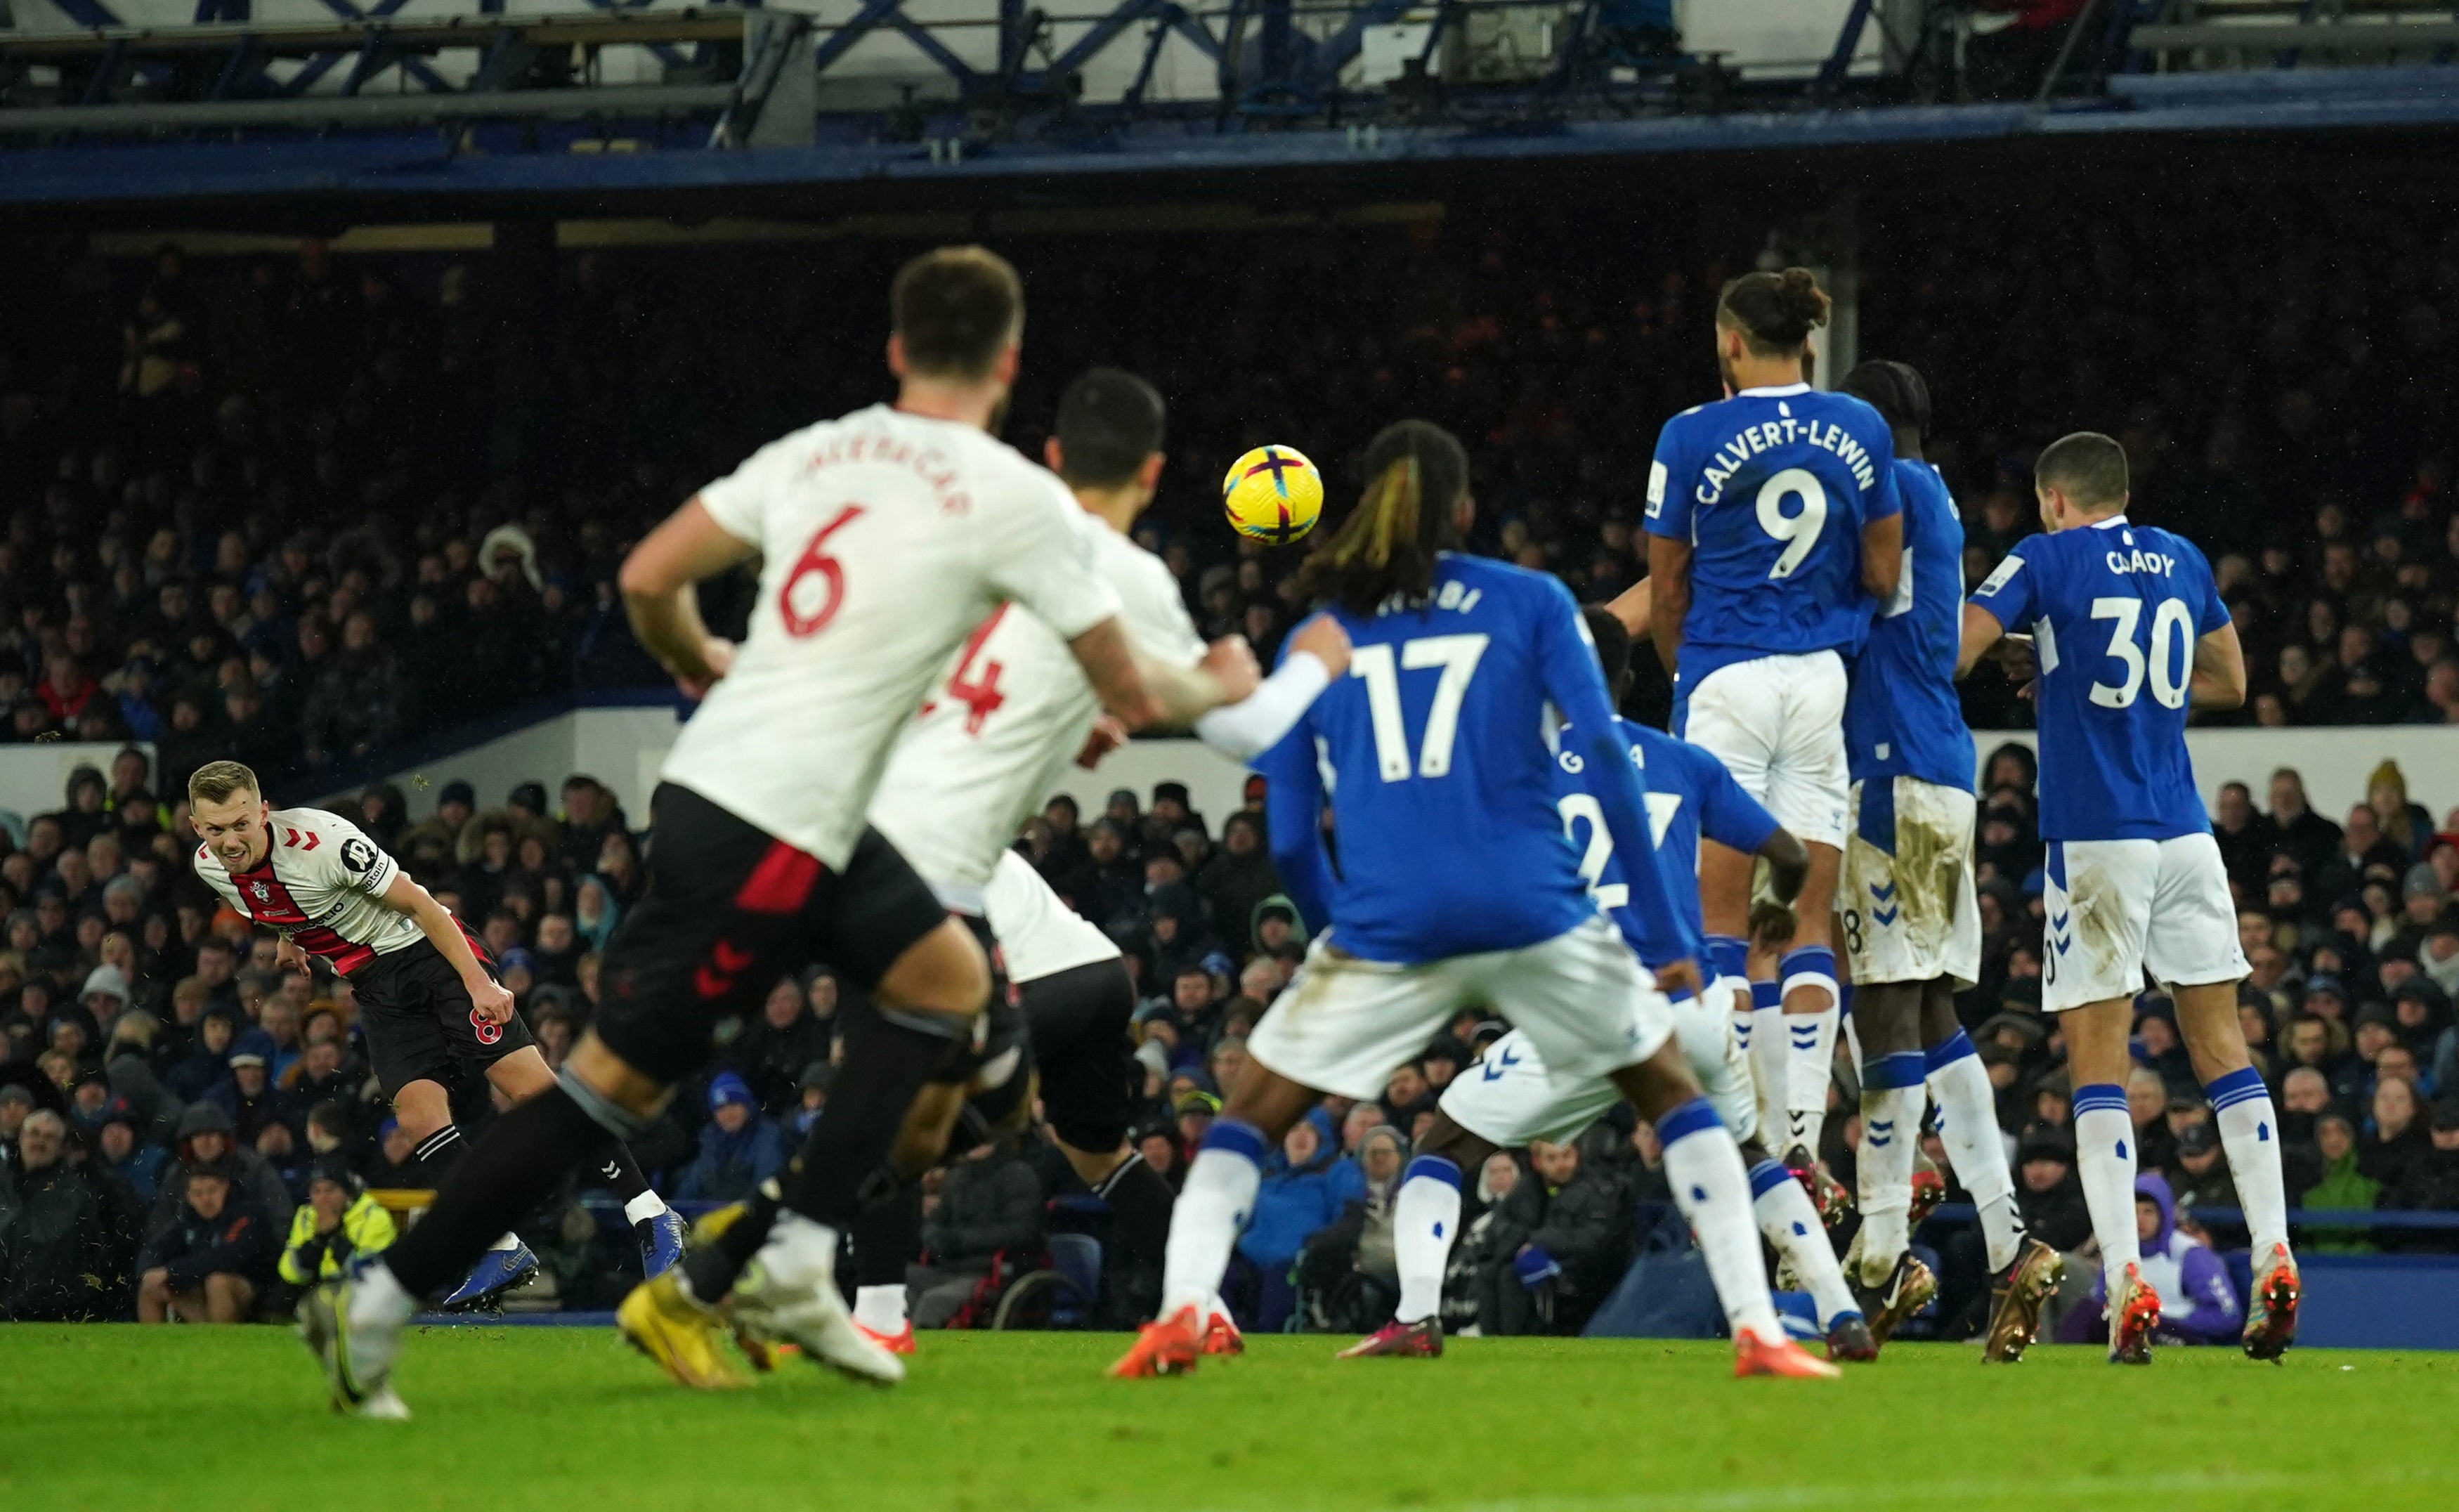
[3,0,2456,220]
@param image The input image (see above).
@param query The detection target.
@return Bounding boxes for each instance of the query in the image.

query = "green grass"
[1,1325,2450,1511]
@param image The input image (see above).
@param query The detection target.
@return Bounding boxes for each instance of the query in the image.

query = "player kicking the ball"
[1645,268,1902,1176]
[1111,420,1834,1382]
[299,247,1228,1416]
[188,760,681,1312]
[1350,607,1872,1362]
[1958,431,2297,1365]
[1830,362,2063,1360]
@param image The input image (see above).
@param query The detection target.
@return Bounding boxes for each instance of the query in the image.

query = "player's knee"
[882,920,992,1019]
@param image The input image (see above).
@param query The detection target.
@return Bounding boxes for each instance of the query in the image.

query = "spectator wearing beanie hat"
[675,1072,785,1203]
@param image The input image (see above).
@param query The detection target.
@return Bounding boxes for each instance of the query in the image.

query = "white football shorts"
[1439,992,1756,1149]
[1246,915,1675,1103]
[2041,833,2249,1012]
[1680,650,1851,851]
[1843,776,1983,990]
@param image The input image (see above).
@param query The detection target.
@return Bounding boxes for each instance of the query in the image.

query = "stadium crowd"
[5,181,2459,1331]
[2,185,2458,797]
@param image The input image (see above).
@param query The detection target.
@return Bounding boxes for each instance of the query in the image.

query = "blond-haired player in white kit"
[299,247,1244,1417]
[187,759,681,1311]
[854,368,1348,1353]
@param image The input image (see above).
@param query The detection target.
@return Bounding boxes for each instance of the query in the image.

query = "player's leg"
[1684,663,1791,1135]
[1117,944,1431,1376]
[2146,833,2295,1358]
[483,1045,681,1276]
[1499,918,1832,1378]
[203,1271,256,1323]
[1339,1109,1494,1359]
[1766,653,1853,1163]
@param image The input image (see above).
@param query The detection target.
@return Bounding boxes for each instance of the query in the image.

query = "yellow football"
[1222,444,1324,545]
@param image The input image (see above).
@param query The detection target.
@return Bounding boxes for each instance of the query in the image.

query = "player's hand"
[1991,632,2036,702]
[1076,713,1128,769]
[275,934,312,978]
[468,977,516,1025]
[1651,958,1704,1001]
[674,636,736,702]
[1748,900,1799,953]
[1286,613,1352,679]
[1202,635,1263,704]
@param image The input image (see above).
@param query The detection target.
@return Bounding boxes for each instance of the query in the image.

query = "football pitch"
[4,1326,2451,1512]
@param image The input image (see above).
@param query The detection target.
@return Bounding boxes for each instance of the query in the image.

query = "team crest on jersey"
[249,880,271,902]
[340,838,377,875]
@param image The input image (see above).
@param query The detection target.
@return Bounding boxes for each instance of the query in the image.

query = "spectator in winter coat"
[1297,1125,1410,1325]
[278,1159,396,1285]
[136,1166,269,1322]
[908,1133,1045,1328]
[0,1110,126,1319]
[1234,1115,1359,1331]
[729,977,831,1117]
[2297,1112,2380,1253]
[1194,812,1280,957]
[2163,1122,2245,1249]
[98,1105,167,1206]
[1478,1138,1624,1336]
[674,1074,785,1204]
[2013,1125,2091,1253]
[162,1004,237,1103]
[2066,1173,2239,1345]
[147,1100,294,1246]
[2384,1100,2459,1253]
[207,1033,294,1147]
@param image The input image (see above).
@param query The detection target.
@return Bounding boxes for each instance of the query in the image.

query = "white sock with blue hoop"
[1392,1155,1462,1324]
[1161,1119,1265,1319]
[1856,1049,1927,1286]
[1659,1097,1783,1346]
[1752,1158,1860,1329]
[1926,1028,2024,1272]
[1747,979,1785,1142]
[2207,1065,2290,1258]
[2071,1083,2139,1289]
[1780,946,1841,1155]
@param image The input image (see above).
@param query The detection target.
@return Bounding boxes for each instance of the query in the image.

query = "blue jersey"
[1645,384,1903,703]
[1555,717,1775,953]
[1844,458,1975,792]
[1966,516,2227,842]
[1255,555,1692,969]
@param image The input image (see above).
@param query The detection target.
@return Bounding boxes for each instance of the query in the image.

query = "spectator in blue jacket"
[674,1072,785,1204]
[136,1166,270,1322]
[98,1104,167,1206]
[1232,1113,1361,1330]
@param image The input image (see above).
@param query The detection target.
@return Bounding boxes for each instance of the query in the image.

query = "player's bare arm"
[1954,601,2006,678]
[2189,622,2248,711]
[619,497,756,696]
[1645,534,1690,677]
[1602,575,1652,641]
[275,934,311,977]
[1860,510,1904,602]
[375,870,514,1024]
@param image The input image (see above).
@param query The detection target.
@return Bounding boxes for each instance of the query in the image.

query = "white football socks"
[2207,1067,2291,1258]
[622,1191,670,1226]
[2071,1086,2140,1287]
[1752,1161,1859,1328]
[1747,980,1786,1145]
[854,1284,909,1334]
[1780,948,1840,1156]
[1855,1057,1926,1286]
[755,1211,842,1292]
[356,1260,418,1331]
[1161,1122,1265,1319]
[1927,1034,2026,1272]
[1392,1159,1463,1325]
[1660,1099,1783,1346]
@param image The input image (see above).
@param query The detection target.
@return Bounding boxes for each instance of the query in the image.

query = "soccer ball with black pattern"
[1222,444,1324,545]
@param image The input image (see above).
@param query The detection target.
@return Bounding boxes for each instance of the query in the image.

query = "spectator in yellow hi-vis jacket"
[279,1159,397,1285]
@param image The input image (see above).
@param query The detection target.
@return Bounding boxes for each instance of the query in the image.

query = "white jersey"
[983,849,1121,985]
[868,508,1205,908]
[661,405,1122,869]
[193,808,427,975]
